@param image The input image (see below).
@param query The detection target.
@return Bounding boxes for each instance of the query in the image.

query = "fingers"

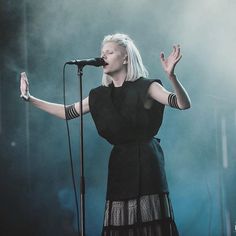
[173,44,182,63]
[160,52,166,68]
[171,45,176,57]
[20,72,29,85]
[162,44,181,60]
[175,54,182,64]
[160,52,165,61]
[20,72,29,97]
[172,44,179,57]
[160,45,182,68]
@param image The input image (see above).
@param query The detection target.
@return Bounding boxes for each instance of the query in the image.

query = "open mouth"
[103,62,109,67]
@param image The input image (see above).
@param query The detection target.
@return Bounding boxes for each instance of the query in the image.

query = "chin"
[103,70,112,75]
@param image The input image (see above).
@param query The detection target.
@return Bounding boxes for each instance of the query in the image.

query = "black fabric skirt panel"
[106,138,169,200]
[101,193,179,236]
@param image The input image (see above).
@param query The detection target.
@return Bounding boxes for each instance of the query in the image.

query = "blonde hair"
[101,33,149,86]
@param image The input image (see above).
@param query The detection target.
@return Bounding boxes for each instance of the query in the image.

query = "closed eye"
[101,51,114,57]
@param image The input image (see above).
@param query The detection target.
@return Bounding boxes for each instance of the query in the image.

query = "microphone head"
[66,57,107,67]
[93,57,107,67]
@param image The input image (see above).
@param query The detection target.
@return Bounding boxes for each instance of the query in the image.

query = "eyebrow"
[101,49,114,53]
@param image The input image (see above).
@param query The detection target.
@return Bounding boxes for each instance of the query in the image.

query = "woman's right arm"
[20,72,90,120]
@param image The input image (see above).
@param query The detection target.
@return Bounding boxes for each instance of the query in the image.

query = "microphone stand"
[66,58,104,236]
[77,66,85,236]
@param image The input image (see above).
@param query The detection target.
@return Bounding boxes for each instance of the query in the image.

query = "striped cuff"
[65,104,80,120]
[168,93,181,109]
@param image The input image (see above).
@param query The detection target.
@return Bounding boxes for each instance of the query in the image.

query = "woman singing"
[20,33,191,235]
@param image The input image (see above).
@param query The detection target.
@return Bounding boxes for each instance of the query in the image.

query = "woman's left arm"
[148,45,191,110]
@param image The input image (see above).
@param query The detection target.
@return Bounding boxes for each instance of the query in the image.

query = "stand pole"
[77,67,85,236]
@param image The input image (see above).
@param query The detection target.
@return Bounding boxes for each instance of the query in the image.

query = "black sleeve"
[137,78,163,104]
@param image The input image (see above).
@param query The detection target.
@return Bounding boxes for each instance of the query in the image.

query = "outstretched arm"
[20,72,90,119]
[148,45,191,110]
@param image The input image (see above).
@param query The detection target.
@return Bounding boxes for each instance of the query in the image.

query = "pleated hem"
[101,193,179,236]
[102,219,179,236]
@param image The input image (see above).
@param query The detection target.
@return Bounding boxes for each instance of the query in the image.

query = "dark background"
[1,0,236,235]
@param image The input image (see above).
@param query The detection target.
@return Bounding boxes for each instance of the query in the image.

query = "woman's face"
[101,42,127,76]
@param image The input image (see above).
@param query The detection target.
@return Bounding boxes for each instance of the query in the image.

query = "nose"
[101,54,107,60]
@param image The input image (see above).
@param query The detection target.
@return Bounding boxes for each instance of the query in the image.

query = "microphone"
[66,57,107,67]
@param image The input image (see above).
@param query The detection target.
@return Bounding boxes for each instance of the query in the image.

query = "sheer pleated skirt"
[102,193,179,236]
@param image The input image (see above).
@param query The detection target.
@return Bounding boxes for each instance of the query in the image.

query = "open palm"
[160,45,182,77]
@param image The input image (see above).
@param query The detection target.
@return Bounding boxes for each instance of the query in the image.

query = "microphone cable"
[62,63,80,235]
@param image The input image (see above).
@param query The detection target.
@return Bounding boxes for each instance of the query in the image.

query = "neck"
[110,70,127,87]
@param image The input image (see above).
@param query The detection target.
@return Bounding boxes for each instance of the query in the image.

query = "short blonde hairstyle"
[101,33,149,86]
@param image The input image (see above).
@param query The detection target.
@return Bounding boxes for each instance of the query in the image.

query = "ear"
[123,55,128,64]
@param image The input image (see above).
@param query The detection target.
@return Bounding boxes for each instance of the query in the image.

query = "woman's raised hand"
[20,72,30,101]
[160,45,182,78]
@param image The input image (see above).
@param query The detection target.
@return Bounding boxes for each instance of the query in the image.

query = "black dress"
[89,77,179,236]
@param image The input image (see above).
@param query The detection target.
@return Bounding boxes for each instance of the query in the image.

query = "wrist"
[20,92,31,102]
[168,73,177,81]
